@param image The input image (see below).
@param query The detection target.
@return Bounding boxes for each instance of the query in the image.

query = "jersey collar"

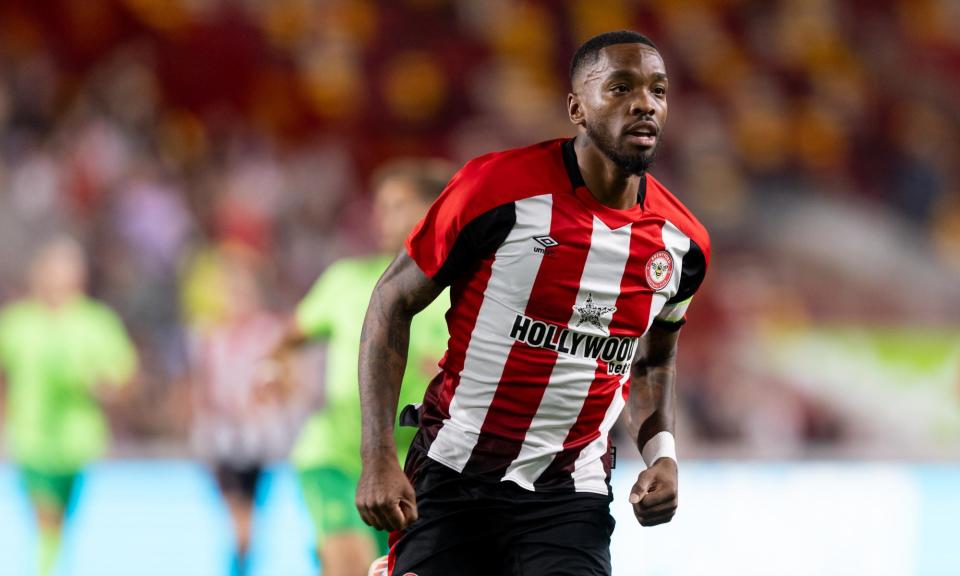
[561,138,647,229]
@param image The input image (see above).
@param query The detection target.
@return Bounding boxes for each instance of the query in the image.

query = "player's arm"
[356,252,444,532]
[625,322,680,527]
[255,267,339,401]
[252,318,307,402]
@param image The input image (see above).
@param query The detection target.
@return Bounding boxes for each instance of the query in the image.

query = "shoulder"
[317,257,370,283]
[446,139,570,214]
[460,138,569,185]
[0,300,32,330]
[645,175,711,261]
[79,298,125,326]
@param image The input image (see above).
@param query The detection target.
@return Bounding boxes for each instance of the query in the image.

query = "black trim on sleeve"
[433,202,516,286]
[667,238,706,305]
[561,139,646,208]
[651,317,686,332]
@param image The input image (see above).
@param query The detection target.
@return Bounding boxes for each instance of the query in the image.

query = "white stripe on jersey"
[574,220,693,493]
[572,389,626,493]
[646,220,691,330]
[428,195,554,471]
[502,216,633,490]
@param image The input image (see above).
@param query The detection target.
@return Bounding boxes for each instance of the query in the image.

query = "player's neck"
[573,136,643,210]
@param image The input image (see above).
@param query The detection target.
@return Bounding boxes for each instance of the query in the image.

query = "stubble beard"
[586,123,659,176]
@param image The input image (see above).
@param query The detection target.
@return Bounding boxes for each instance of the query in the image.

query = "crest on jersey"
[573,293,617,333]
[645,250,673,291]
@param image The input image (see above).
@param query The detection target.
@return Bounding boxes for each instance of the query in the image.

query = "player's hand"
[251,354,292,404]
[629,457,678,527]
[356,456,418,532]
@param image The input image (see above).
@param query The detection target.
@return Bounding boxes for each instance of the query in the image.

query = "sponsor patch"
[509,314,637,376]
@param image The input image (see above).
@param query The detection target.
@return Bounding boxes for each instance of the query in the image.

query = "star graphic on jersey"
[574,293,617,332]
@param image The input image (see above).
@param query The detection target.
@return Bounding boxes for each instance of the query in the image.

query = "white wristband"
[641,431,677,467]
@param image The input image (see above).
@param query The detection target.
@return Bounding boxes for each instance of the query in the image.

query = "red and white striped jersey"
[405,139,710,495]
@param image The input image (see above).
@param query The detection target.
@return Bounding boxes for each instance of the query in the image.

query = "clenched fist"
[628,457,678,527]
[356,456,419,532]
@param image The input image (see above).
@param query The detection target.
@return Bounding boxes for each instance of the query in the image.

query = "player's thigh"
[390,531,497,576]
[320,532,377,576]
[502,498,614,576]
[505,538,612,576]
[298,467,385,551]
[389,460,499,576]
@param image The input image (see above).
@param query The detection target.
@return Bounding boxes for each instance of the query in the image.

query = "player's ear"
[568,93,585,127]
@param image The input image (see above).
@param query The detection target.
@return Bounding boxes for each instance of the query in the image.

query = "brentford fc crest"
[645,250,673,290]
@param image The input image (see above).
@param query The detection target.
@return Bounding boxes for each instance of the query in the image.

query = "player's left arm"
[91,306,139,406]
[625,323,680,527]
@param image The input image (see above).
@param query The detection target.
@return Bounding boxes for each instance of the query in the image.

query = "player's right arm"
[253,319,306,402]
[255,264,341,400]
[356,252,444,532]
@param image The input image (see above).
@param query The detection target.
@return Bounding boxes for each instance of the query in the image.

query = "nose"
[629,91,655,117]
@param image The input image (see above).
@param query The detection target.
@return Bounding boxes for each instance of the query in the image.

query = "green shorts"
[20,467,81,512]
[297,466,389,553]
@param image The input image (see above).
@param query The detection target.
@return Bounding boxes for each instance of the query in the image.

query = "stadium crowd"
[0,0,957,458]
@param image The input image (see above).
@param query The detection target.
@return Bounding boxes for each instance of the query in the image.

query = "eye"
[610,84,630,94]
[652,85,667,97]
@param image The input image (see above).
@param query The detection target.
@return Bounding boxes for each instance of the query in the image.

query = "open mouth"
[626,123,658,147]
[626,131,657,147]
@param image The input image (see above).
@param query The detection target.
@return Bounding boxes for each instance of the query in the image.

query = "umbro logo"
[534,235,559,248]
[533,235,559,255]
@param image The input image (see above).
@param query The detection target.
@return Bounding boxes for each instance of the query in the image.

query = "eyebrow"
[602,70,669,83]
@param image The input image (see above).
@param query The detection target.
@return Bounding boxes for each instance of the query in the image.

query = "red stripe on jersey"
[536,221,665,488]
[387,531,400,575]
[462,193,594,477]
[420,253,498,445]
[406,140,570,279]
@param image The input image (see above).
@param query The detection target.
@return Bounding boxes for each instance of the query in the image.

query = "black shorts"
[388,451,615,576]
[214,463,263,501]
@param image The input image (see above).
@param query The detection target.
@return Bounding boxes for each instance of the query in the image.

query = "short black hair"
[570,30,659,86]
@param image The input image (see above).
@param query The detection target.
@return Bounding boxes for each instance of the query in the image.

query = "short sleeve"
[653,238,708,331]
[406,163,516,285]
[294,262,346,340]
[405,161,483,279]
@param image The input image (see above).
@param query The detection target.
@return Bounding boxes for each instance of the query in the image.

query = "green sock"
[38,527,61,576]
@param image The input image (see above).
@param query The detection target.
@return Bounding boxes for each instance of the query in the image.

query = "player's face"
[30,241,87,305]
[571,44,668,175]
[373,177,431,254]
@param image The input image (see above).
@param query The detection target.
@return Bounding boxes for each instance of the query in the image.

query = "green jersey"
[0,297,137,472]
[290,255,448,474]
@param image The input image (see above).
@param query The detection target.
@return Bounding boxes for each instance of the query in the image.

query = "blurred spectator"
[0,236,137,576]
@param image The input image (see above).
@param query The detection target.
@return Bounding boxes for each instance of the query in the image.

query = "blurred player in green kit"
[261,160,453,576]
[0,236,137,576]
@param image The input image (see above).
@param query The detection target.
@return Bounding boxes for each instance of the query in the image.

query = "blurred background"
[0,0,957,575]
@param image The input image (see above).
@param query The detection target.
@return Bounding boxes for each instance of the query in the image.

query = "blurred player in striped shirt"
[190,249,295,576]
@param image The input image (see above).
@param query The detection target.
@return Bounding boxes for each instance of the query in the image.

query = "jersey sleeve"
[294,262,347,340]
[653,237,708,331]
[406,160,516,286]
